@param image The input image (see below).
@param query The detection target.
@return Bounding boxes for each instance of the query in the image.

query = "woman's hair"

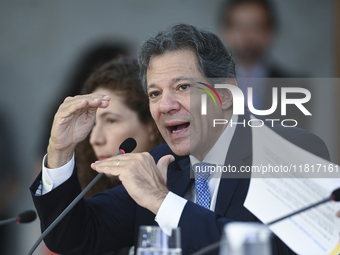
[81,57,152,124]
[76,57,163,197]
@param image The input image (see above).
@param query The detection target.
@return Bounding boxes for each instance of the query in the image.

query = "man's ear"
[220,88,233,110]
[220,79,238,110]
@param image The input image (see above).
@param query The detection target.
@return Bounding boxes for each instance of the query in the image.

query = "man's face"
[146,50,226,159]
[221,3,273,65]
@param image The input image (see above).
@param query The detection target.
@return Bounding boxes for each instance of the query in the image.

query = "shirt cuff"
[41,153,75,195]
[155,191,187,234]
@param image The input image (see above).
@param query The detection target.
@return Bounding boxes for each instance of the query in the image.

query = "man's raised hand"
[47,94,110,169]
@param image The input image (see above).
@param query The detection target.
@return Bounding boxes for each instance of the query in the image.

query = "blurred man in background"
[219,0,293,79]
[218,0,310,129]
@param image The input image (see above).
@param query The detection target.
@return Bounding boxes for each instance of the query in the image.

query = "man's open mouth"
[167,123,190,134]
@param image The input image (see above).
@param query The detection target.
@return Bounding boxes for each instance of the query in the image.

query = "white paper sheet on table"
[244,115,340,255]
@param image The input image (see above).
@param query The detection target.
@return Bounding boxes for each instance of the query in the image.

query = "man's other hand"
[91,153,174,214]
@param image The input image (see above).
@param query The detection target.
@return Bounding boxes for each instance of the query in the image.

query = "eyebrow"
[147,76,192,90]
[98,111,122,119]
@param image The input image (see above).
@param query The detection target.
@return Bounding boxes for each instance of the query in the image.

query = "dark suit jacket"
[30,113,330,255]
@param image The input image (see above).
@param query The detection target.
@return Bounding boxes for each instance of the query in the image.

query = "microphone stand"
[27,172,104,255]
[0,218,16,226]
[267,197,331,225]
[27,138,136,255]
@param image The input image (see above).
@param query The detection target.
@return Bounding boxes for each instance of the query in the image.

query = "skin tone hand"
[47,94,110,169]
[91,153,175,214]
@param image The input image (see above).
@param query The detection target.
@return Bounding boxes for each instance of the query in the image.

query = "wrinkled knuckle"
[141,152,152,160]
[131,158,140,166]
[63,96,72,103]
[135,154,144,161]
[56,103,67,113]
[141,152,150,157]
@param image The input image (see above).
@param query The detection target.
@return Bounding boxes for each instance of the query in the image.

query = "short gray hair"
[137,23,236,92]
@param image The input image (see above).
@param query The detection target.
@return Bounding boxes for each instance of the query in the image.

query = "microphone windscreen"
[18,210,37,223]
[119,138,137,153]
[331,188,340,202]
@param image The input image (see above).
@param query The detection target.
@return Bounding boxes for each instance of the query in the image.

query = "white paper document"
[244,116,340,255]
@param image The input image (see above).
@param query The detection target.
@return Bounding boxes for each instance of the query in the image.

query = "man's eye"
[149,91,160,98]
[179,84,190,91]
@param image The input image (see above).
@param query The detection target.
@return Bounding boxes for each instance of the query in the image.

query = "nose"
[89,123,105,146]
[158,90,181,114]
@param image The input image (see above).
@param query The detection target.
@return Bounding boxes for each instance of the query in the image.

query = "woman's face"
[90,88,155,160]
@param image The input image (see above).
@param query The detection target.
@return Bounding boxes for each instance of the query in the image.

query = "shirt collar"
[190,114,239,167]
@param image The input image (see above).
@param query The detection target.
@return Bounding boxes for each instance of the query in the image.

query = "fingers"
[91,153,170,214]
[49,93,111,152]
[63,93,110,104]
[76,94,110,109]
[157,155,175,182]
[90,153,153,177]
[91,156,127,177]
[91,158,124,171]
[91,153,175,183]
[91,153,143,172]
[58,94,110,117]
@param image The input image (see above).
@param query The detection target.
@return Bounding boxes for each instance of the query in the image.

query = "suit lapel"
[215,113,253,216]
[165,113,253,216]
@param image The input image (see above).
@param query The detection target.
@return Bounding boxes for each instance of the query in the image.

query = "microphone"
[27,138,137,255]
[267,187,340,225]
[0,210,37,226]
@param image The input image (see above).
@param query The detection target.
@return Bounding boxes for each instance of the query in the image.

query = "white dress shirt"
[155,114,238,231]
[38,115,238,233]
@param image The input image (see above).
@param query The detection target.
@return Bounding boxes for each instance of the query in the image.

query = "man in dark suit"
[30,24,329,255]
